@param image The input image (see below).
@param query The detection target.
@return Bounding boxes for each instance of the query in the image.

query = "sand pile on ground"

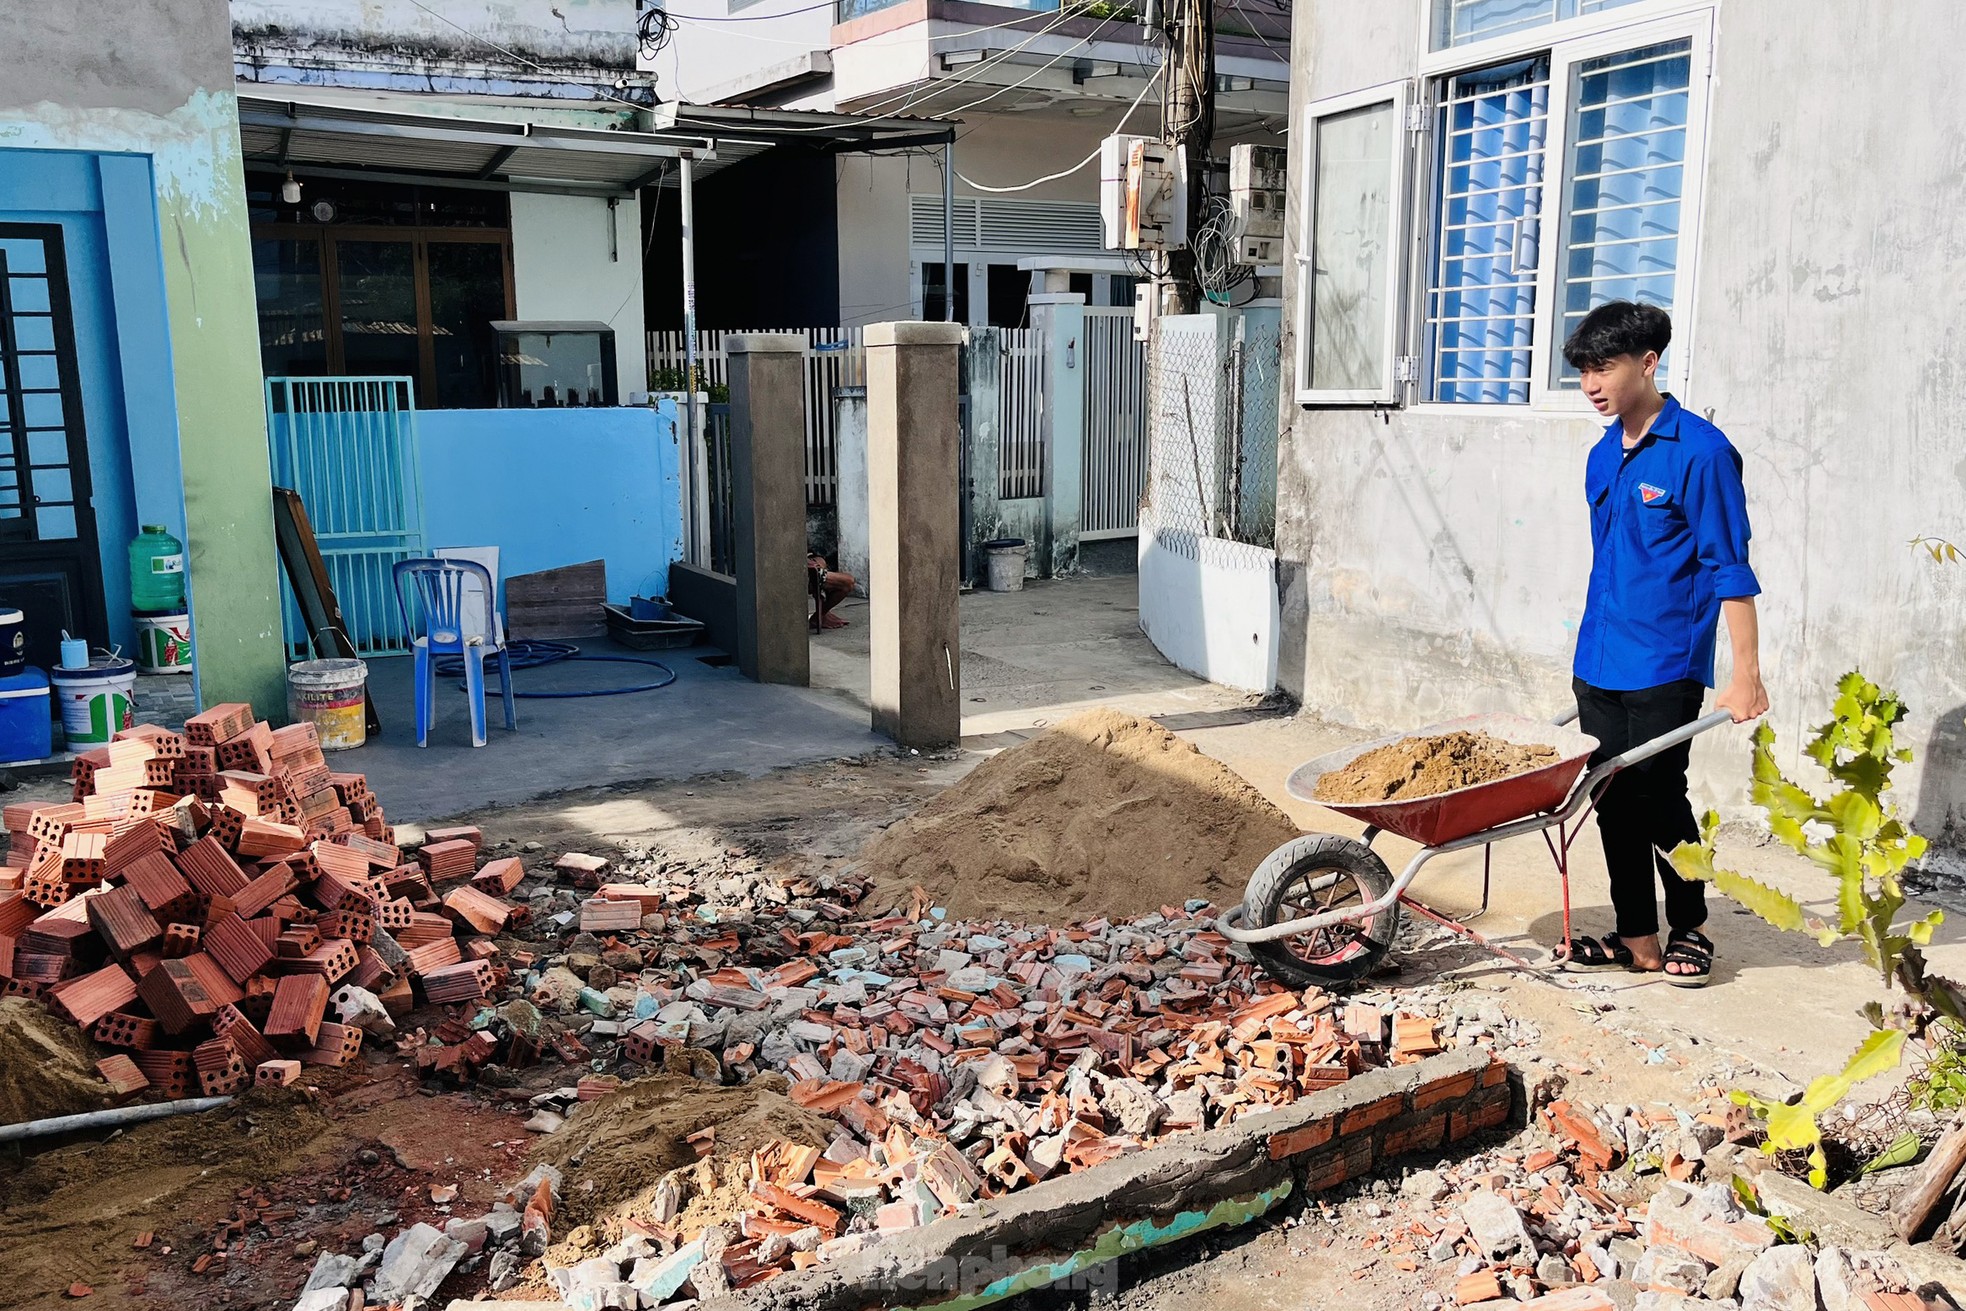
[861,709,1300,922]
[1313,731,1560,805]
[0,998,112,1126]
[531,1073,833,1231]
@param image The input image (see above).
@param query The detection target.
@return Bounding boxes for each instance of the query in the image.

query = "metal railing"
[264,376,426,656]
[647,328,863,507]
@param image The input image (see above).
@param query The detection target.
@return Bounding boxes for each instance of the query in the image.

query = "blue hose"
[434,639,677,698]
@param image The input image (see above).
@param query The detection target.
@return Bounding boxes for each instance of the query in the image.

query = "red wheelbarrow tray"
[1284,712,1601,849]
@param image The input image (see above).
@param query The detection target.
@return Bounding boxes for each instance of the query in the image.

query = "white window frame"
[1408,1,1715,414]
[1293,80,1412,406]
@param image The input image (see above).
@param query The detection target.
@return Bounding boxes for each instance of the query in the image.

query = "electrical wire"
[934,20,1138,118]
[952,71,1157,192]
[777,0,1111,126]
[1225,0,1289,62]
[638,4,680,58]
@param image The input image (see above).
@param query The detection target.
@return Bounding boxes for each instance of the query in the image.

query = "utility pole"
[1160,0,1214,314]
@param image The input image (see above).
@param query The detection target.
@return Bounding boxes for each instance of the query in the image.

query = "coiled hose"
[433,639,677,698]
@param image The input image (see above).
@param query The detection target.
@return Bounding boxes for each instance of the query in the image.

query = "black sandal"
[1664,929,1715,987]
[1559,933,1636,973]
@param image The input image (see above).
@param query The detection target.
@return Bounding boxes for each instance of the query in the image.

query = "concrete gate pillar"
[865,321,964,748]
[726,333,809,686]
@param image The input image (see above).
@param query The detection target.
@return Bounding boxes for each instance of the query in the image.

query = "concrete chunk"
[303,1252,363,1292]
[1737,1243,1818,1311]
[371,1223,468,1305]
[1460,1191,1536,1263]
[630,1237,704,1304]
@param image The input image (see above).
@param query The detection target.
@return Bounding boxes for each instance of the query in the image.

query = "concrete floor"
[331,638,885,820]
[332,574,1254,821]
[808,575,1264,744]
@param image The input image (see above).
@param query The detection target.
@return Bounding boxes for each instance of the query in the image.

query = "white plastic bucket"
[52,656,138,747]
[288,658,368,751]
[133,612,193,675]
[983,539,1029,592]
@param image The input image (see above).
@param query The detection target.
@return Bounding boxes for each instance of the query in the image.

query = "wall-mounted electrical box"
[1229,143,1287,266]
[1100,134,1187,251]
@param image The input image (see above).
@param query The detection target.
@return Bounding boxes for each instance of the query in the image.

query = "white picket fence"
[647,328,864,506]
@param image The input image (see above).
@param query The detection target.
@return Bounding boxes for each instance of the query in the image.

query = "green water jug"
[129,524,186,613]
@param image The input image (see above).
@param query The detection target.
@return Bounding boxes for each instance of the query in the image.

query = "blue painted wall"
[416,400,684,606]
[0,149,184,658]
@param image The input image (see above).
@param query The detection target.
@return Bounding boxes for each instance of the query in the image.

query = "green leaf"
[1827,790,1883,841]
[1860,1131,1922,1174]
[1907,910,1945,947]
[1828,1028,1908,1097]
[1668,849,1813,937]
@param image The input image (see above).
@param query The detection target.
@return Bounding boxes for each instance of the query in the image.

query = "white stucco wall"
[1276,1,1966,835]
[233,0,634,61]
[647,0,835,104]
[508,191,648,397]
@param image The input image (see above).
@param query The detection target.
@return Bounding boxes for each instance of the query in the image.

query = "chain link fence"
[1146,315,1282,554]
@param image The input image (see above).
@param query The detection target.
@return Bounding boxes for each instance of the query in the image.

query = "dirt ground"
[0,737,1954,1311]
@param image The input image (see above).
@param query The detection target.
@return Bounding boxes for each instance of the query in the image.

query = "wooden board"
[504,560,607,639]
[271,488,382,735]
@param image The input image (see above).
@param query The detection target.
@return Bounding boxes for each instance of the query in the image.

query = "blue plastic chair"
[392,558,516,748]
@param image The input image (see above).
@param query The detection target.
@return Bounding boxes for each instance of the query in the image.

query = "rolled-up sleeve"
[1688,446,1761,599]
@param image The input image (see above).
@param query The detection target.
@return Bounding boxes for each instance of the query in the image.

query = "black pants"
[1572,676,1708,939]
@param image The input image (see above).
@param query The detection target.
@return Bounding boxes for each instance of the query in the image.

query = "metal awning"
[237,93,722,197]
[237,92,955,198]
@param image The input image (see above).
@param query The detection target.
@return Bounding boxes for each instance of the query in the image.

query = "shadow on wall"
[1915,704,1966,849]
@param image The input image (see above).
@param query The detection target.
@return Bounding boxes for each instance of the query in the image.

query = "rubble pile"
[448,850,1454,1299]
[289,1164,568,1311]
[1308,1078,1948,1311]
[0,706,524,1101]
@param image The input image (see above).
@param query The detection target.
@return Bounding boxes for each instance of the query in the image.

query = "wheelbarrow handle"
[1575,708,1736,804]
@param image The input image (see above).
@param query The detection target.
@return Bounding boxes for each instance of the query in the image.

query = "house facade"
[1276,0,1966,830]
[648,0,1291,330]
[0,0,286,711]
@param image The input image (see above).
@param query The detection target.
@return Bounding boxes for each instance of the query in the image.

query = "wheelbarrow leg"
[1397,893,1534,969]
[1456,845,1494,924]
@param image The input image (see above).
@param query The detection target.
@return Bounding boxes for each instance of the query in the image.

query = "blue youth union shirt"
[1573,395,1760,692]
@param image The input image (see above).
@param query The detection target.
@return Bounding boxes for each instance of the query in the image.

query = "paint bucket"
[982,538,1029,593]
[132,611,194,675]
[51,655,137,747]
[287,658,368,751]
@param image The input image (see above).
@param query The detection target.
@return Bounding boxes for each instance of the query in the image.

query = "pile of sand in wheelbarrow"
[1313,731,1561,805]
[861,709,1301,922]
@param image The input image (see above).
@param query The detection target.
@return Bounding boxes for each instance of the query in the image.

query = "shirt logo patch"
[1638,482,1667,504]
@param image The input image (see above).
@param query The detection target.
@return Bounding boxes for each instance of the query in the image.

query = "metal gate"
[265,376,426,657]
[1080,306,1149,539]
[647,328,862,506]
[993,327,1045,499]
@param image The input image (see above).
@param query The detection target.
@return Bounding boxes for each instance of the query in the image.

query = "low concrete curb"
[725,1047,1506,1311]
[447,1048,1509,1311]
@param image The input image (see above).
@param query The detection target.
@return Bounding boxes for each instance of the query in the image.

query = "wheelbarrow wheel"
[1241,834,1399,986]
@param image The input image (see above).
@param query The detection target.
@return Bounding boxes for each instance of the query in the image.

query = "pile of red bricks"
[0,705,519,1104]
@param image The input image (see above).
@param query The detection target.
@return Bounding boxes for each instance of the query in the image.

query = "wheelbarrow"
[1215,707,1734,985]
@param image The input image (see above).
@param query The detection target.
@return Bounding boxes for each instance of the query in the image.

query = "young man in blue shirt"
[1557,301,1767,988]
